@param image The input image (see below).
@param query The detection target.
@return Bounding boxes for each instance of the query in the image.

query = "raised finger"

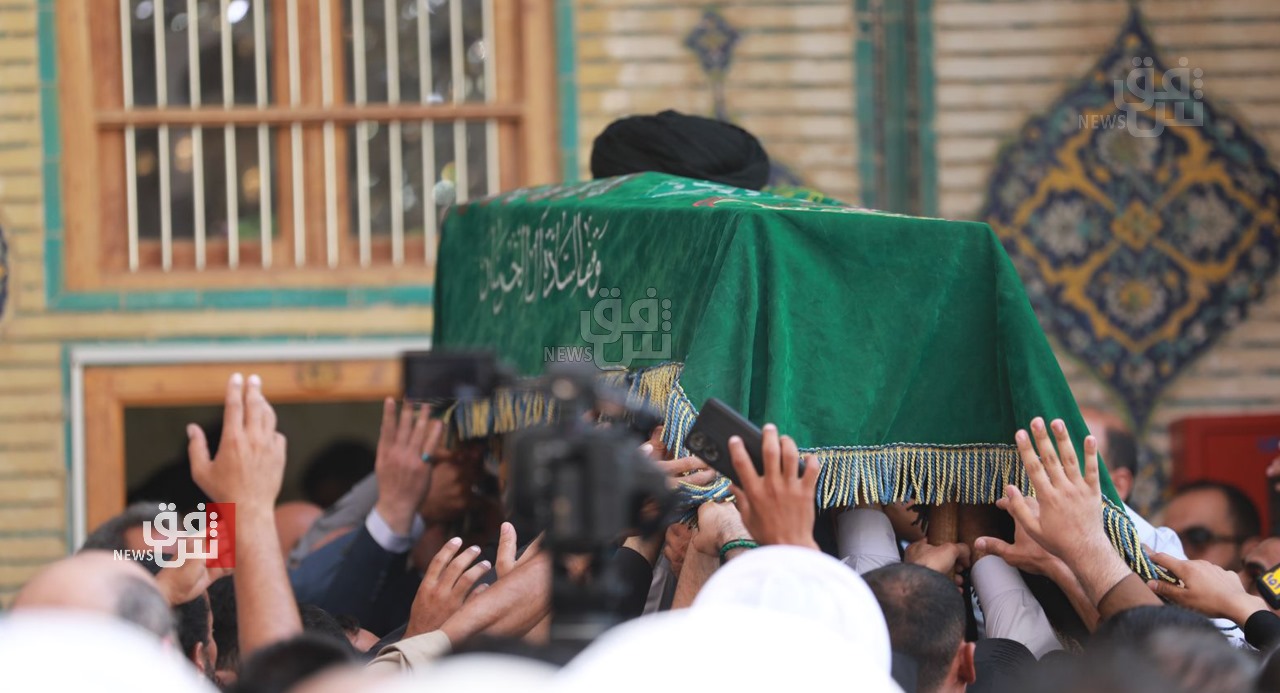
[496,522,516,574]
[1082,435,1101,493]
[408,405,430,455]
[441,545,483,588]
[453,559,492,598]
[245,374,268,434]
[728,436,761,493]
[1015,429,1050,492]
[394,401,414,447]
[800,453,821,496]
[378,398,397,447]
[425,537,463,583]
[762,423,782,478]
[1030,418,1066,485]
[421,419,445,460]
[780,434,800,485]
[222,373,246,439]
[1050,419,1082,482]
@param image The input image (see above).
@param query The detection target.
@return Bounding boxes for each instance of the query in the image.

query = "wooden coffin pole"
[927,503,960,545]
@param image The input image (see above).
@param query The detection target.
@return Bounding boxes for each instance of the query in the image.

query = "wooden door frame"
[68,339,432,548]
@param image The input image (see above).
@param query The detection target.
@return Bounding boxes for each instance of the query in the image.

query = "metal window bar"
[385,0,404,266]
[450,0,467,204]
[482,0,498,196]
[189,0,207,269]
[353,0,372,266]
[418,0,438,264]
[155,0,173,271]
[120,0,140,271]
[320,0,338,267]
[287,0,306,266]
[255,0,273,268]
[219,0,238,268]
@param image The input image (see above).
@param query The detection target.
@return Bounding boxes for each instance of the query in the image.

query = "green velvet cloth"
[434,173,1166,579]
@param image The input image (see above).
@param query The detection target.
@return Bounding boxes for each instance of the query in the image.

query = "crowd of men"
[2,371,1280,693]
[6,111,1280,691]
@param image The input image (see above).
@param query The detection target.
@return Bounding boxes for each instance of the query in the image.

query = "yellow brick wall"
[934,0,1280,512]
[575,1,860,202]
[0,1,430,603]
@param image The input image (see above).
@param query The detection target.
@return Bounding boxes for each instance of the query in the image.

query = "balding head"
[14,550,174,641]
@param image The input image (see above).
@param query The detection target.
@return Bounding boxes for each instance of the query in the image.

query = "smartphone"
[684,398,804,486]
[402,350,506,402]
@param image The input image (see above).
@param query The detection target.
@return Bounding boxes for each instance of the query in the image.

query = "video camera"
[402,351,673,646]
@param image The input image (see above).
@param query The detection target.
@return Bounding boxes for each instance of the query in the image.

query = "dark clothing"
[590,110,771,190]
[290,527,420,637]
[615,546,656,620]
[1246,610,1280,652]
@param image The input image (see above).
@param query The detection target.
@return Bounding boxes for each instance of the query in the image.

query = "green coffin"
[433,172,1167,581]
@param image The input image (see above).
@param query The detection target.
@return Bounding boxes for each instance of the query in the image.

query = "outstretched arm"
[189,373,302,656]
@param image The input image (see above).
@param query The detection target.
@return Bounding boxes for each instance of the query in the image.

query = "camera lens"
[688,432,707,450]
[703,448,719,462]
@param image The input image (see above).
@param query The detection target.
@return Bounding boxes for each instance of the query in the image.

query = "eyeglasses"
[1177,525,1248,551]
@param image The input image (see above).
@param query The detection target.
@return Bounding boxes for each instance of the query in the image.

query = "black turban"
[590,110,771,190]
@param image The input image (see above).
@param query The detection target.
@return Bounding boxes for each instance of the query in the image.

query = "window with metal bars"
[57,0,558,290]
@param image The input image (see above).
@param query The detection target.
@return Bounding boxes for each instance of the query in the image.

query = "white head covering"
[0,611,216,693]
[557,605,901,693]
[692,545,892,672]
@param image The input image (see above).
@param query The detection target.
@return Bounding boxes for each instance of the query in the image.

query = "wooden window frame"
[83,359,401,532]
[57,0,558,292]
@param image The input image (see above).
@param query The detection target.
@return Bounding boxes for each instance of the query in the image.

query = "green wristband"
[718,538,759,562]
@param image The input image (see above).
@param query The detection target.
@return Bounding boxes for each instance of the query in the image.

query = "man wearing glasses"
[1160,480,1262,571]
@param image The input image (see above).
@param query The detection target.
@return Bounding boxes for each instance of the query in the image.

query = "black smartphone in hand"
[685,398,804,486]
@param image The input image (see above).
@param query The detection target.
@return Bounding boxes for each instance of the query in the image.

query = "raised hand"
[1147,552,1269,625]
[976,496,1069,578]
[373,398,445,535]
[406,537,491,637]
[188,373,286,510]
[728,424,821,550]
[495,521,543,578]
[188,373,301,655]
[1001,417,1130,603]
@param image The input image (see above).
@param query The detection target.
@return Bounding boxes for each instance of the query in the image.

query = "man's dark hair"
[80,501,162,552]
[230,633,355,693]
[1176,480,1262,539]
[299,603,355,654]
[1105,427,1138,474]
[302,440,375,508]
[115,574,175,640]
[865,563,966,693]
[208,575,239,672]
[1090,605,1218,651]
[174,595,212,661]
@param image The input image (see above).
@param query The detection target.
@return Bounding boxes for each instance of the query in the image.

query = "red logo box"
[206,502,235,569]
